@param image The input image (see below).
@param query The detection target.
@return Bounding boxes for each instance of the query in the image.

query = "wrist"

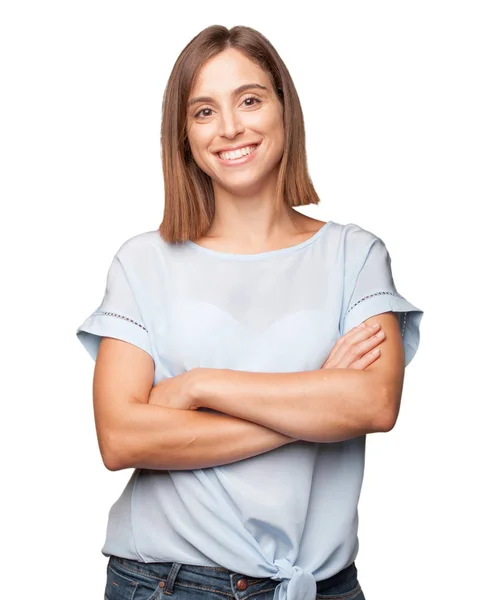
[189,367,207,408]
[189,367,222,410]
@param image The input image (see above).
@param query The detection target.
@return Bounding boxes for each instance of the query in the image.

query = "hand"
[322,322,385,370]
[148,370,200,410]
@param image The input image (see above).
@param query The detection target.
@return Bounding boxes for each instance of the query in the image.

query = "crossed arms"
[95,312,404,471]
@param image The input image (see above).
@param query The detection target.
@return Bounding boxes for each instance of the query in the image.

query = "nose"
[218,108,245,139]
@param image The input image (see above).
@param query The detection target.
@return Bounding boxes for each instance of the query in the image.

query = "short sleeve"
[341,229,424,367]
[76,253,152,361]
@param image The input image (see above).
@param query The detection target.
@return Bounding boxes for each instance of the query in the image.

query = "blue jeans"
[104,555,366,600]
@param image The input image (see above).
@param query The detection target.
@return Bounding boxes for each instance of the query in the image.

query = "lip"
[214,142,261,153]
[214,143,261,167]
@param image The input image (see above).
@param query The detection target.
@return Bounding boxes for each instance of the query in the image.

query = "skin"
[148,321,391,443]
[147,48,405,439]
[95,48,400,471]
[184,46,323,252]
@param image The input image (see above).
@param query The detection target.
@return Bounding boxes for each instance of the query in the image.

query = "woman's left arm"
[191,312,405,443]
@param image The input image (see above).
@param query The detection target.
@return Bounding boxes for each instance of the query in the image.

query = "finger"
[332,323,368,350]
[323,329,385,370]
[330,324,383,366]
[325,323,375,364]
[322,342,381,370]
[348,347,381,370]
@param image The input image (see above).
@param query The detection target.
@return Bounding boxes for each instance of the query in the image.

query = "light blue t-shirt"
[76,220,423,600]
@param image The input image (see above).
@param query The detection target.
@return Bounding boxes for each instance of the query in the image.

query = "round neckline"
[184,220,334,260]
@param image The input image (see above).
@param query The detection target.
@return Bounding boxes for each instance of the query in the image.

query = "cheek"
[187,127,209,153]
[187,131,214,169]
[262,111,284,145]
[252,108,282,131]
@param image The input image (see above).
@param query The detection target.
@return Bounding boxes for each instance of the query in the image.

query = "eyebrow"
[187,83,269,108]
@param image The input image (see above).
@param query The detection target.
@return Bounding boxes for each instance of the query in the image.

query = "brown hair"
[158,24,320,243]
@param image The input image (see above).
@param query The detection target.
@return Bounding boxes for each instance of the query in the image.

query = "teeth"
[218,144,257,160]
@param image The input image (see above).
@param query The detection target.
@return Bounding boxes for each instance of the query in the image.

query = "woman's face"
[186,48,285,195]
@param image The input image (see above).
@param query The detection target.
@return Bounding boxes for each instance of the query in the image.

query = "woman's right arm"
[93,337,295,472]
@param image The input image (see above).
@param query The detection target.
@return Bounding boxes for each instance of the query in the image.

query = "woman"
[76,24,423,600]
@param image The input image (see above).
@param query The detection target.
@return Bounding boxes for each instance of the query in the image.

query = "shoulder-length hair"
[159,24,320,243]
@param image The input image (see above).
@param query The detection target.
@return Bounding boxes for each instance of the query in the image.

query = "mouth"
[214,143,261,166]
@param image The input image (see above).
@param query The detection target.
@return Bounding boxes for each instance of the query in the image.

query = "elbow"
[372,386,400,432]
[100,429,128,472]
[103,456,120,472]
[102,450,124,472]
[377,412,398,433]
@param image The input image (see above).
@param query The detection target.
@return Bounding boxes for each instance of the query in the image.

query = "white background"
[2,1,493,598]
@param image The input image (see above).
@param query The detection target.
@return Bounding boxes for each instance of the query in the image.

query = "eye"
[242,95,262,108]
[193,95,262,120]
[194,107,213,119]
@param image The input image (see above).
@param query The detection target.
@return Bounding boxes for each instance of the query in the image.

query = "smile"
[215,143,260,166]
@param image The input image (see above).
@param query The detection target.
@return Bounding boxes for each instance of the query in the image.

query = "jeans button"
[236,578,248,591]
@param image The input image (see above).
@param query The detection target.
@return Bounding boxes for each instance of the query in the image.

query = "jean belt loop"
[164,562,182,595]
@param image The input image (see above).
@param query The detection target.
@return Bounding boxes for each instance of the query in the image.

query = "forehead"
[190,48,270,95]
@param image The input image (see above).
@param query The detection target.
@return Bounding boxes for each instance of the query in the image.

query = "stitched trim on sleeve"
[94,311,148,332]
[345,291,405,316]
[345,291,408,337]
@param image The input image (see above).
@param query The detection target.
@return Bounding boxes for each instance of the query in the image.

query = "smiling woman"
[76,23,423,600]
[183,49,286,203]
[158,26,320,245]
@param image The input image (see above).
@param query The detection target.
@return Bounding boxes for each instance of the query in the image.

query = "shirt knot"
[271,559,316,600]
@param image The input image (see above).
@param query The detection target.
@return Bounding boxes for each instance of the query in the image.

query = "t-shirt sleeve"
[341,227,424,367]
[75,252,152,362]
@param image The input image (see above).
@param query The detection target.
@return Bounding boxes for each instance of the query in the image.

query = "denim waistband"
[108,555,358,598]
